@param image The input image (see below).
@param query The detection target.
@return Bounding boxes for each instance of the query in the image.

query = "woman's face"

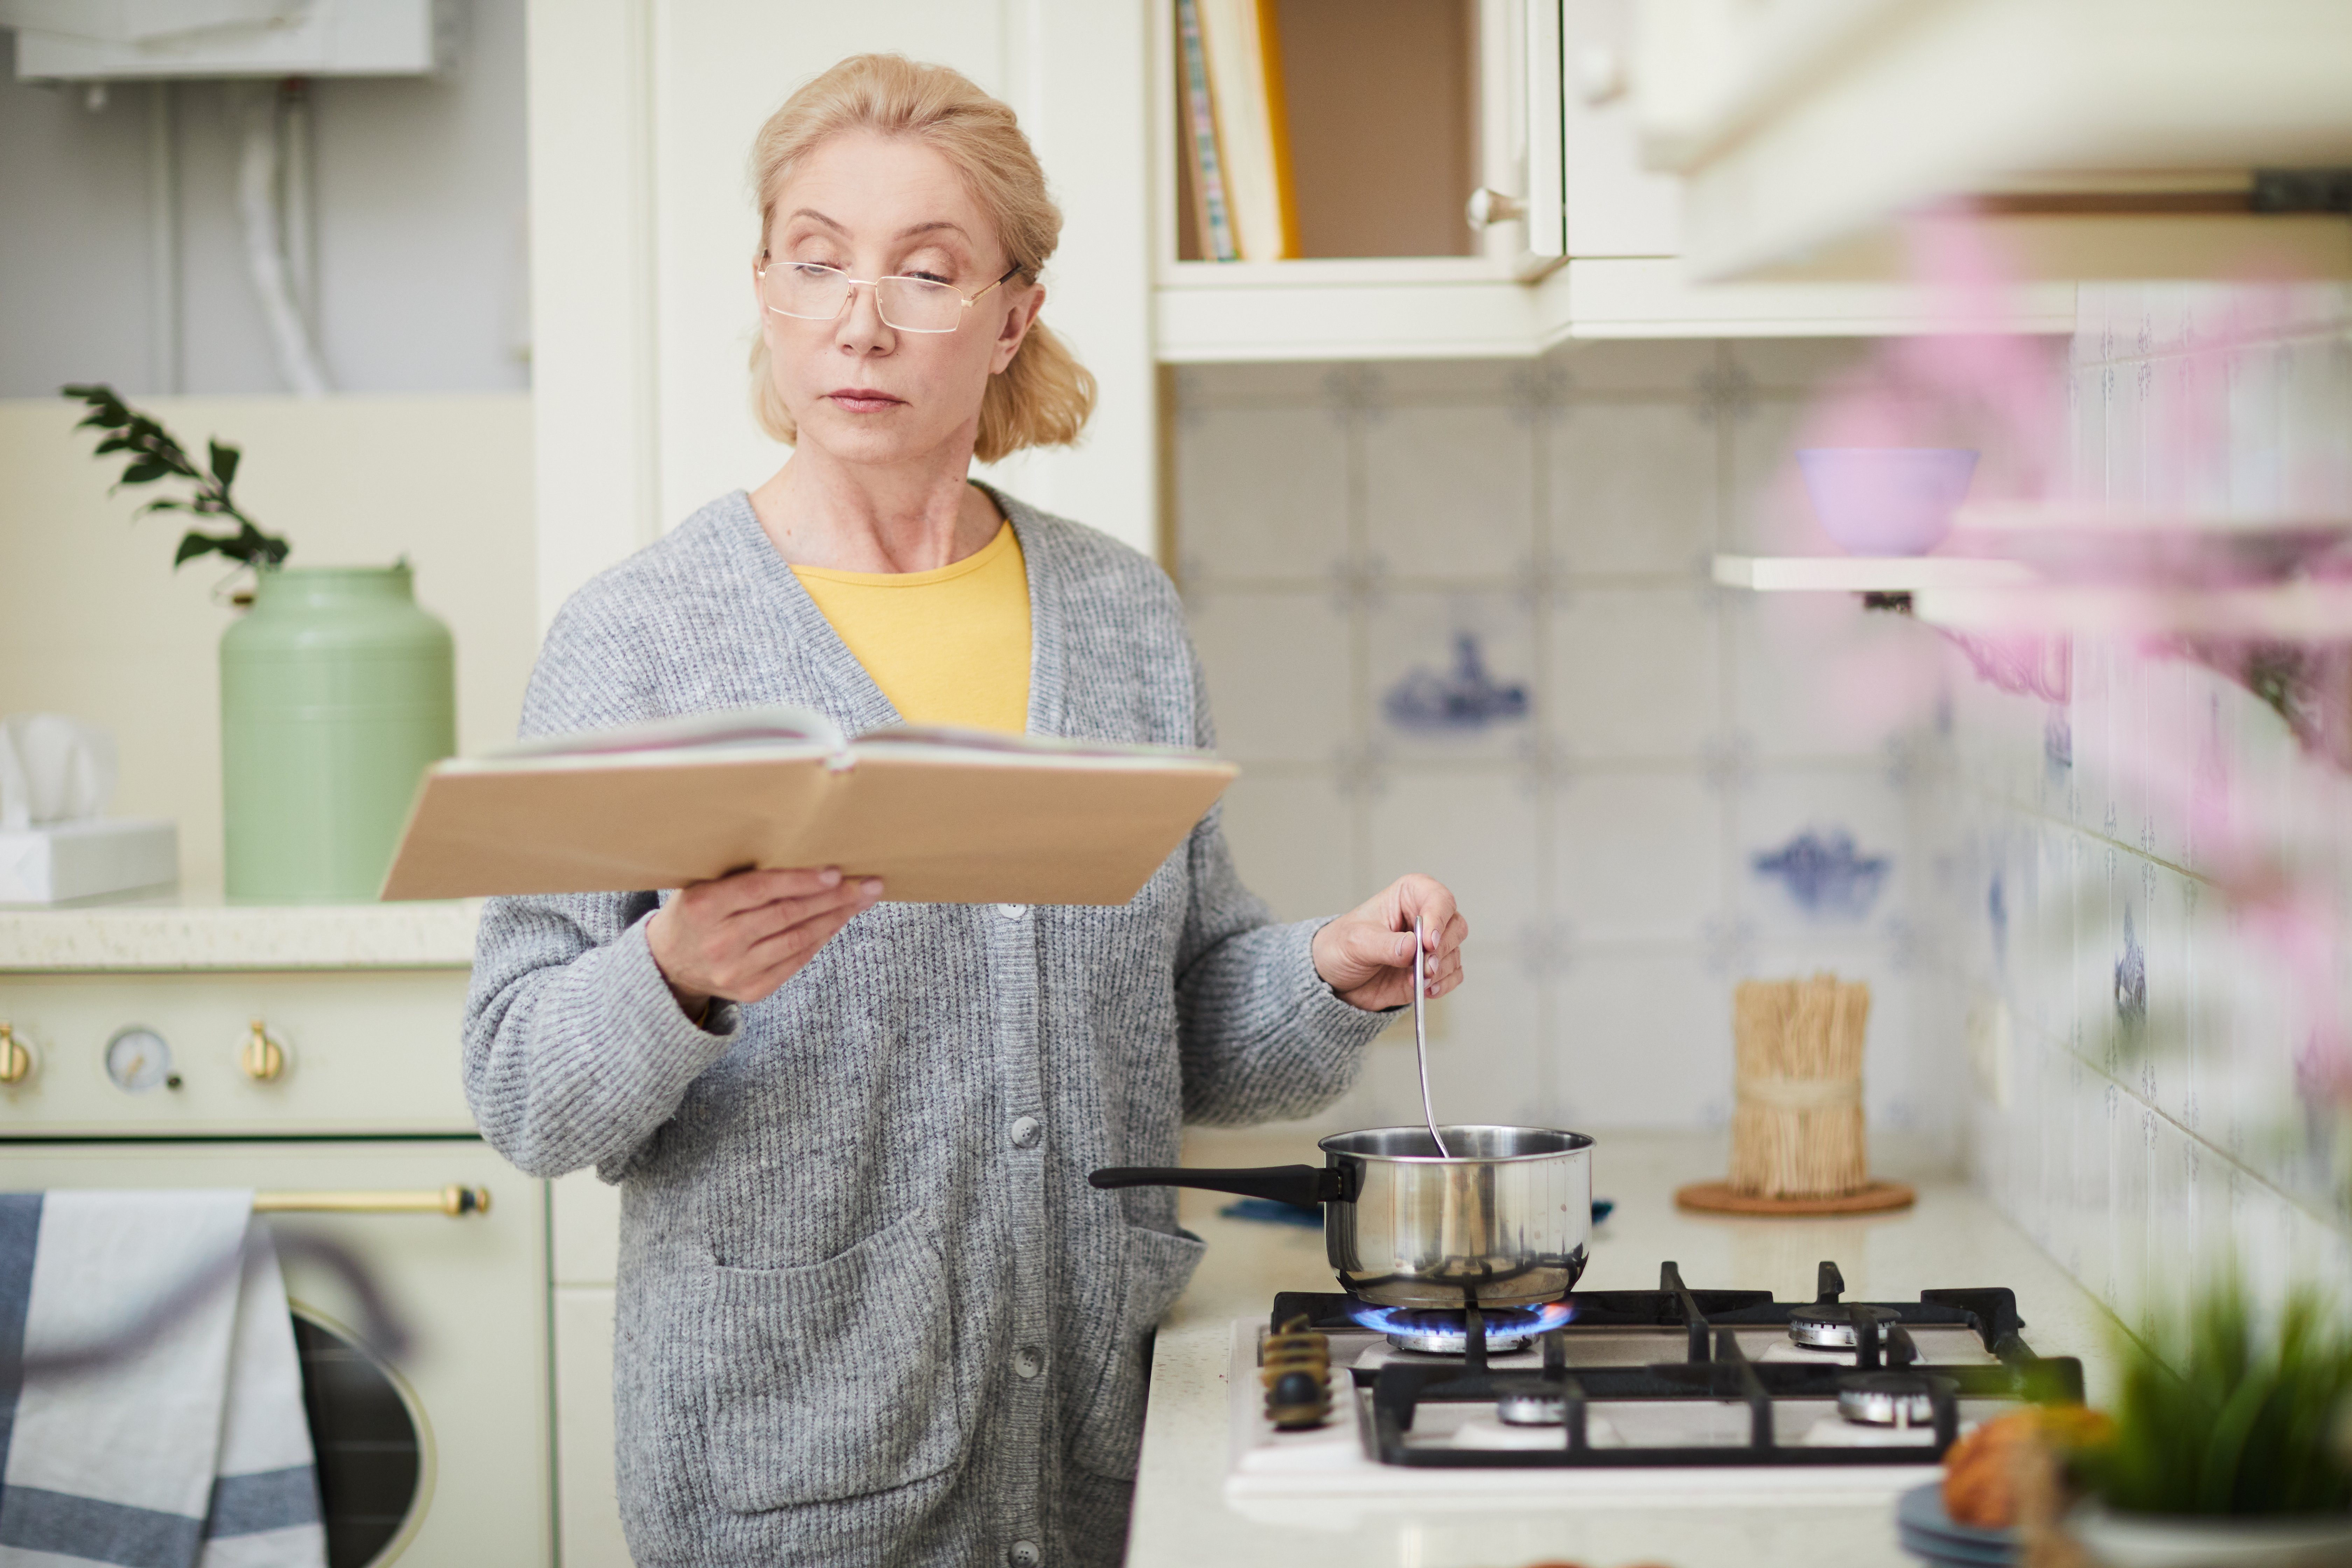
[757,130,1039,470]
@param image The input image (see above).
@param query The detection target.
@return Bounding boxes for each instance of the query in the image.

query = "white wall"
[0,394,538,896]
[527,0,1159,630]
[0,0,528,398]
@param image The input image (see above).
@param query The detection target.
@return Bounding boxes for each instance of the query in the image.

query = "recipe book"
[379,706,1238,905]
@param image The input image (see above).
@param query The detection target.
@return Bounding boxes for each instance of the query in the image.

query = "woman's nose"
[834,278,891,347]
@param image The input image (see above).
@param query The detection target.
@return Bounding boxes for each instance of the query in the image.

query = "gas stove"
[1226,1259,2082,1510]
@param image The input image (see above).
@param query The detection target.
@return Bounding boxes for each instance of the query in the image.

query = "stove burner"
[1347,1300,1574,1355]
[1788,1302,1898,1349]
[1836,1371,1938,1427]
[1494,1388,1567,1426]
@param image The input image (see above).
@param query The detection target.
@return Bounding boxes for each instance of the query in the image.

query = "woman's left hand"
[1311,874,1466,1012]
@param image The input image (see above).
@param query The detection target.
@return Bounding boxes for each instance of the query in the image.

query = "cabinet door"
[1561,0,1681,257]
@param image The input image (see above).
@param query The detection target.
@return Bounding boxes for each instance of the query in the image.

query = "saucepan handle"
[1087,1164,1345,1209]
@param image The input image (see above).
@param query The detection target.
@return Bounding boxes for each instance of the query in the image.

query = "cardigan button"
[1009,1115,1042,1149]
[1009,1542,1041,1568]
[1012,1346,1042,1379]
[995,902,1028,920]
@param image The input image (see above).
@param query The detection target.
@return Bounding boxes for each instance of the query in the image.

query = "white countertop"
[0,893,482,971]
[1128,1128,2114,1568]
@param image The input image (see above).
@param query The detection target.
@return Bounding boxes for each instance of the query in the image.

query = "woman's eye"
[790,262,842,278]
[905,271,952,286]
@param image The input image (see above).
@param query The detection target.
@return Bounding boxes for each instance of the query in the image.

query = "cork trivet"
[1675,1179,1916,1216]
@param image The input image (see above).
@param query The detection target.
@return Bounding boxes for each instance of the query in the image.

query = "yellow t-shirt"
[791,520,1032,735]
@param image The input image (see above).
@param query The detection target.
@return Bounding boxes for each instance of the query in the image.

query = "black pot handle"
[1087,1164,1345,1209]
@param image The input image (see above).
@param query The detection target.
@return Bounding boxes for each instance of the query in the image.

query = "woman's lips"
[827,388,903,413]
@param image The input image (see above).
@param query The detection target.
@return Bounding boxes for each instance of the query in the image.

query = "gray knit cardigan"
[462,489,1385,1568]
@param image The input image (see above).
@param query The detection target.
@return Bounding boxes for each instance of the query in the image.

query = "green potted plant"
[2064,1276,2352,1568]
[66,384,455,904]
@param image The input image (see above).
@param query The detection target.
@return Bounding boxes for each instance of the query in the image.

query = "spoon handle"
[1413,919,1452,1159]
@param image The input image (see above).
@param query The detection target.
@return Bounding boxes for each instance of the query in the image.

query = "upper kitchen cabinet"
[1153,0,2074,363]
[1636,0,2352,283]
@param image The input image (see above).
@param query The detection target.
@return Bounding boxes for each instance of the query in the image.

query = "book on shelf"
[1184,0,1299,262]
[380,706,1239,906]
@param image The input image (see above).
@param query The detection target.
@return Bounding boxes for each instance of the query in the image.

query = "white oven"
[0,923,553,1568]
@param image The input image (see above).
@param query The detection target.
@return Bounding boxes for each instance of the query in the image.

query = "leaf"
[174,530,232,566]
[208,440,240,489]
[118,458,173,486]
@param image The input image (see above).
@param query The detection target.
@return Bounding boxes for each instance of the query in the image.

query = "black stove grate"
[1273,1260,2084,1470]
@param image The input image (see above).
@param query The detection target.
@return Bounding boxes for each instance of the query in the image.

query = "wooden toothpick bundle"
[1729,973,1871,1198]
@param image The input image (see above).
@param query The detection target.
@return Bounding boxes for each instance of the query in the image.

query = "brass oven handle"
[254,1185,492,1217]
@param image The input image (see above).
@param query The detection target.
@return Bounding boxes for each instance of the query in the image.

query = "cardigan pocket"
[1069,1223,1205,1482]
[699,1213,973,1511]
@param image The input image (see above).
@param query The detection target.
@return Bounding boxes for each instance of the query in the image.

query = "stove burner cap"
[1346,1301,1573,1355]
[1495,1389,1566,1426]
[1836,1371,1938,1427]
[1788,1302,1897,1349]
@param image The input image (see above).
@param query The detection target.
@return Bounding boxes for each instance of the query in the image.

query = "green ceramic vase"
[221,564,455,903]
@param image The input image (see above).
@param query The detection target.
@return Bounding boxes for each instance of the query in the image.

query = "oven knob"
[105,1026,179,1092]
[0,1023,33,1085]
[241,1020,287,1083]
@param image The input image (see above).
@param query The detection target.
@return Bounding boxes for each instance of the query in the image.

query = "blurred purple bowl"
[1795,448,1979,555]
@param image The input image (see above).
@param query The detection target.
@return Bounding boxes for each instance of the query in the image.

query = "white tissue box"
[0,818,178,904]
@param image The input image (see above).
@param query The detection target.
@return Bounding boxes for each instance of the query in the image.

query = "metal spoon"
[1413,918,1452,1159]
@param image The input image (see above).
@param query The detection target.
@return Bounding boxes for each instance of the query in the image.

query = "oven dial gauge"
[105,1026,180,1092]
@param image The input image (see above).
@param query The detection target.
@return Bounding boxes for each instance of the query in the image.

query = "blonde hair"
[746,54,1096,464]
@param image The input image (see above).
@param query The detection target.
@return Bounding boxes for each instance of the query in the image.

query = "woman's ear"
[991,283,1043,375]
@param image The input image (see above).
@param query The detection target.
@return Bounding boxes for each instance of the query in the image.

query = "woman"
[463,54,1468,1568]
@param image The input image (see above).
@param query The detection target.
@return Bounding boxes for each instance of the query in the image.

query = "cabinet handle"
[1465,188,1527,228]
[240,1019,287,1083]
[0,1024,30,1086]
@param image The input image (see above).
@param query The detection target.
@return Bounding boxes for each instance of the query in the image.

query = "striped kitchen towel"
[0,1191,326,1568]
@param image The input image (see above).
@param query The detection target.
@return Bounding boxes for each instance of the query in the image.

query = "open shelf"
[1711,555,2039,592]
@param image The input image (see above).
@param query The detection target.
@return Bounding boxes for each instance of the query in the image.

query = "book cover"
[379,706,1239,906]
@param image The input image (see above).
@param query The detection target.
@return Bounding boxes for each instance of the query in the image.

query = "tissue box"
[0,819,178,904]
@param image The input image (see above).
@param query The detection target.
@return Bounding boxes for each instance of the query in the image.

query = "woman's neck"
[748,443,1002,574]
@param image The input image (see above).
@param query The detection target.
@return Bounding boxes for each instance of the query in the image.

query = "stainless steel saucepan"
[1089,1123,1593,1309]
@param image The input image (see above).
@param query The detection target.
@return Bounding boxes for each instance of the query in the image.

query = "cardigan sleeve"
[459,590,743,1181]
[1168,643,1391,1124]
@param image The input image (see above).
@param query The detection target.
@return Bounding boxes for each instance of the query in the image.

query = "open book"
[379,706,1239,905]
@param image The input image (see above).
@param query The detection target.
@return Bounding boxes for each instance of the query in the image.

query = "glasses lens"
[875,276,964,332]
[764,263,851,320]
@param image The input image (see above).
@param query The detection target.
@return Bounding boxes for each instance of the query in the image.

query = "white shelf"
[1712,555,2040,592]
[1152,258,2078,362]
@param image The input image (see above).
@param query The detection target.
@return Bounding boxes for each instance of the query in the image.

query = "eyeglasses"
[756,258,1023,334]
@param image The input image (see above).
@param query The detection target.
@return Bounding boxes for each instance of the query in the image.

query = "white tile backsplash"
[1363,405,1538,581]
[1176,404,1349,582]
[1548,403,1717,576]
[1186,587,1353,763]
[1177,342,1936,1149]
[1553,770,1724,944]
[1215,774,1359,925]
[1945,281,2352,1320]
[1547,584,1722,760]
[1364,589,1538,762]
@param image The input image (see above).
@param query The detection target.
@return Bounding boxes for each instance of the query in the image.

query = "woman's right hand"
[646,866,884,1019]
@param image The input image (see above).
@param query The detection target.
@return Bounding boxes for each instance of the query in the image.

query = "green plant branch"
[62,383,291,570]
